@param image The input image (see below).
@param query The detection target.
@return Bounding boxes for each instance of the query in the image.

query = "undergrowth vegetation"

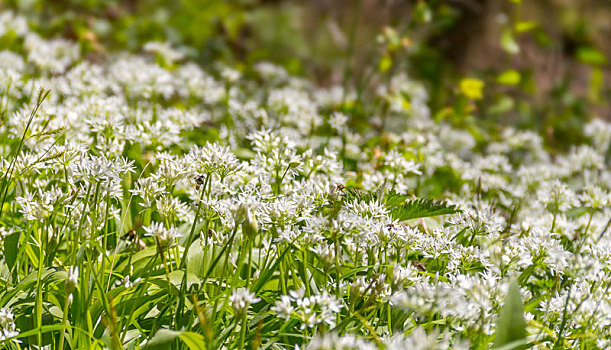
[0,8,610,350]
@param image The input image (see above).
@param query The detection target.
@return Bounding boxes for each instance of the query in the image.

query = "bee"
[412,260,426,272]
[122,229,146,250]
[386,224,396,230]
[194,174,206,186]
[122,229,137,241]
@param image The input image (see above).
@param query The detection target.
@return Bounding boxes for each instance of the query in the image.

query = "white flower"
[143,41,184,65]
[329,112,349,134]
[186,142,241,179]
[229,288,260,315]
[66,266,79,292]
[143,222,180,250]
[0,308,19,341]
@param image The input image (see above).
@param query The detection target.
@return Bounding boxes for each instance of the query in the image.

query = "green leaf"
[253,244,291,293]
[494,280,527,349]
[389,198,460,222]
[167,270,200,289]
[501,29,520,55]
[178,332,206,350]
[4,230,19,270]
[384,191,410,207]
[494,338,533,350]
[378,54,392,73]
[342,187,378,204]
[514,21,537,33]
[496,70,521,85]
[146,329,182,349]
[576,47,607,66]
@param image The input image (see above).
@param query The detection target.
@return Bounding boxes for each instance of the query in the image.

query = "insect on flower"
[194,174,206,186]
[411,260,426,272]
[122,229,147,250]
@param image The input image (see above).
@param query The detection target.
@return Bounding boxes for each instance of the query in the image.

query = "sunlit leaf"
[501,29,520,55]
[496,70,521,85]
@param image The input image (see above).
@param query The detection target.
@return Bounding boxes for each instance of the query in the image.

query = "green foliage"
[389,198,460,222]
[341,187,460,222]
[146,329,205,349]
[494,280,528,349]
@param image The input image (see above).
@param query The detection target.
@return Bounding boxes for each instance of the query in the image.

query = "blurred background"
[3,0,610,148]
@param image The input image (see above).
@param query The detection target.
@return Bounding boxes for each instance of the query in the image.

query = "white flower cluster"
[0,308,19,341]
[229,288,260,315]
[272,289,343,329]
[304,328,468,350]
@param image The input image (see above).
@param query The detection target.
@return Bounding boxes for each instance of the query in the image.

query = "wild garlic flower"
[143,222,180,250]
[329,112,349,135]
[66,266,79,293]
[117,275,141,289]
[384,150,422,175]
[536,180,578,213]
[143,41,184,65]
[24,33,79,74]
[0,308,19,341]
[304,333,377,350]
[272,289,343,329]
[0,11,28,37]
[187,142,241,180]
[156,195,194,223]
[229,288,260,315]
[16,189,54,221]
[312,242,335,268]
[131,177,166,209]
[579,185,610,210]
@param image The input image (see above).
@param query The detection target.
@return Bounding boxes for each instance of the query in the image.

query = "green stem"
[35,224,46,347]
[120,252,159,342]
[238,313,247,350]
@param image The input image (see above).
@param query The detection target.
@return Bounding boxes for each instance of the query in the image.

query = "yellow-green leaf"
[496,70,521,85]
[576,47,607,66]
[179,332,206,350]
[379,54,392,73]
[459,78,485,100]
[515,21,537,33]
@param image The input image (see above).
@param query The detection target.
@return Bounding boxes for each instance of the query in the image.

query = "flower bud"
[66,266,79,294]
[242,207,259,239]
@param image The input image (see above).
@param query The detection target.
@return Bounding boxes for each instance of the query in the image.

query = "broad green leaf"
[178,332,206,350]
[146,328,182,348]
[167,270,200,289]
[494,280,527,348]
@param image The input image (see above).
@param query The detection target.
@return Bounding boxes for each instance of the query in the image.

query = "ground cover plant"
[0,7,610,350]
